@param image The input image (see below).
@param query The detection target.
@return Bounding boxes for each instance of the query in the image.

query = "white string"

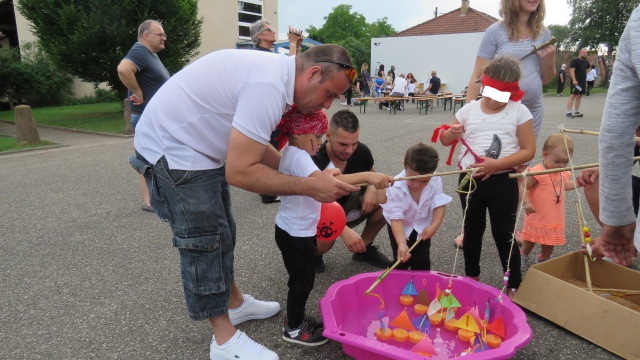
[561,133,587,230]
[448,168,479,288]
[500,168,530,299]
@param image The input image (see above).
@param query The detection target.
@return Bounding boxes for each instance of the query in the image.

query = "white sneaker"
[210,330,278,360]
[228,294,281,326]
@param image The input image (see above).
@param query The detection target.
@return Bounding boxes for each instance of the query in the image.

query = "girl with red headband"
[273,105,393,346]
[438,56,535,298]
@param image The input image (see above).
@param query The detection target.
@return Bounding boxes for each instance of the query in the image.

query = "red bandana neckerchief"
[274,104,328,151]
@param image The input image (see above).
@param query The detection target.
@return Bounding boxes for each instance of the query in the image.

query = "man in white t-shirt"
[390,73,408,97]
[132,44,359,360]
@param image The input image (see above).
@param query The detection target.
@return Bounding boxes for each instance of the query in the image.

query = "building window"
[238,0,263,40]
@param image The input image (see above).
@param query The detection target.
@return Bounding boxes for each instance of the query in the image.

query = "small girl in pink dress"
[520,134,579,271]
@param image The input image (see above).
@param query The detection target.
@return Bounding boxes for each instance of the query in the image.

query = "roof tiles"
[392,7,498,37]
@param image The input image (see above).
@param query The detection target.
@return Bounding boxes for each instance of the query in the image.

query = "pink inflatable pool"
[320,271,532,359]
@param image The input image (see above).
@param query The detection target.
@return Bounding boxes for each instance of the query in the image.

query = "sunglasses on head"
[316,60,357,82]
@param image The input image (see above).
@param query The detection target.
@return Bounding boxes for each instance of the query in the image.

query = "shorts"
[570,82,586,95]
[130,153,236,320]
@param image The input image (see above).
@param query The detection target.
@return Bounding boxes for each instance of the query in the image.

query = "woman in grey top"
[465,0,556,138]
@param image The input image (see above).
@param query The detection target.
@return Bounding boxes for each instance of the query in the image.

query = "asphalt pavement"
[1,93,634,359]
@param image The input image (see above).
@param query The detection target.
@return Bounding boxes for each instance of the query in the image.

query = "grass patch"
[0,135,55,152]
[0,102,126,134]
[545,86,607,97]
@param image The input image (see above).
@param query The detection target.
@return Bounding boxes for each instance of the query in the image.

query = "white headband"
[482,85,511,103]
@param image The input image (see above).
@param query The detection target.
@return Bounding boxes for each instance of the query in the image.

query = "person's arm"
[439,120,463,146]
[423,82,432,94]
[593,10,640,265]
[418,205,446,241]
[390,219,410,262]
[336,171,394,190]
[287,26,303,56]
[355,81,362,96]
[466,57,490,102]
[471,120,535,180]
[523,176,539,214]
[117,59,143,105]
[569,67,578,86]
[226,128,358,202]
[538,44,556,85]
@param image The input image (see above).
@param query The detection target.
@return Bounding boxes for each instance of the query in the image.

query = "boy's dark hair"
[404,143,439,174]
[330,110,359,134]
[483,56,521,83]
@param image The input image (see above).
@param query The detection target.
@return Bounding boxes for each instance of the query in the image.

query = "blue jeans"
[129,154,236,320]
[130,113,142,129]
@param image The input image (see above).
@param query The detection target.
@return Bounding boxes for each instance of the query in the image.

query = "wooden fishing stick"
[576,201,593,293]
[560,127,640,141]
[586,287,640,295]
[364,239,422,295]
[509,156,640,178]
[355,168,480,187]
[560,128,600,137]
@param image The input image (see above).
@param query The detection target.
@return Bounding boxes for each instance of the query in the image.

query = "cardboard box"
[514,251,640,359]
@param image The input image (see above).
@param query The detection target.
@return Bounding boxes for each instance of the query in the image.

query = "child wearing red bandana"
[437,56,536,297]
[274,106,393,346]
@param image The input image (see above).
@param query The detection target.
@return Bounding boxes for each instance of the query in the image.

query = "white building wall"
[371,32,486,94]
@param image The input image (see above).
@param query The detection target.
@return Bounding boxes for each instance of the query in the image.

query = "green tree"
[548,25,572,52]
[16,0,202,98]
[306,4,396,69]
[0,42,72,108]
[567,0,640,85]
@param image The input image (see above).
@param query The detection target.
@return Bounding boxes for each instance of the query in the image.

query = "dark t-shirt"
[570,57,590,84]
[429,76,441,94]
[558,68,566,83]
[312,141,374,214]
[124,42,170,113]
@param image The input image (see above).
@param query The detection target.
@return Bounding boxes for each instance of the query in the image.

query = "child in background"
[274,105,393,346]
[520,134,578,271]
[438,56,536,297]
[406,75,417,103]
[375,70,386,109]
[382,143,452,270]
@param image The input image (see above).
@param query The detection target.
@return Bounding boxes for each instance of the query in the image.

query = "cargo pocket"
[174,232,226,295]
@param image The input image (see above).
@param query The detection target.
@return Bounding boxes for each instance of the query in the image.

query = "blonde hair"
[543,134,574,156]
[499,0,546,41]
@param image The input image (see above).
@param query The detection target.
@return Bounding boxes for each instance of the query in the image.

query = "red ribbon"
[481,75,524,102]
[431,124,484,169]
[431,124,458,166]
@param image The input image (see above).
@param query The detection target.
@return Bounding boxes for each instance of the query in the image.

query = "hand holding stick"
[365,239,422,295]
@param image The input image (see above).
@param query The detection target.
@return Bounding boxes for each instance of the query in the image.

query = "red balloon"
[316,201,347,242]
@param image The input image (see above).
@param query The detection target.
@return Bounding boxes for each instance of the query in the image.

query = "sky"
[276,0,571,39]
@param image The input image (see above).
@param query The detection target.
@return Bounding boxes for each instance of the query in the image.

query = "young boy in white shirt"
[381,143,452,270]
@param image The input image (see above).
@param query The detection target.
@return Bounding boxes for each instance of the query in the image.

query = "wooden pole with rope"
[508,157,640,178]
[355,168,480,187]
[576,201,593,293]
